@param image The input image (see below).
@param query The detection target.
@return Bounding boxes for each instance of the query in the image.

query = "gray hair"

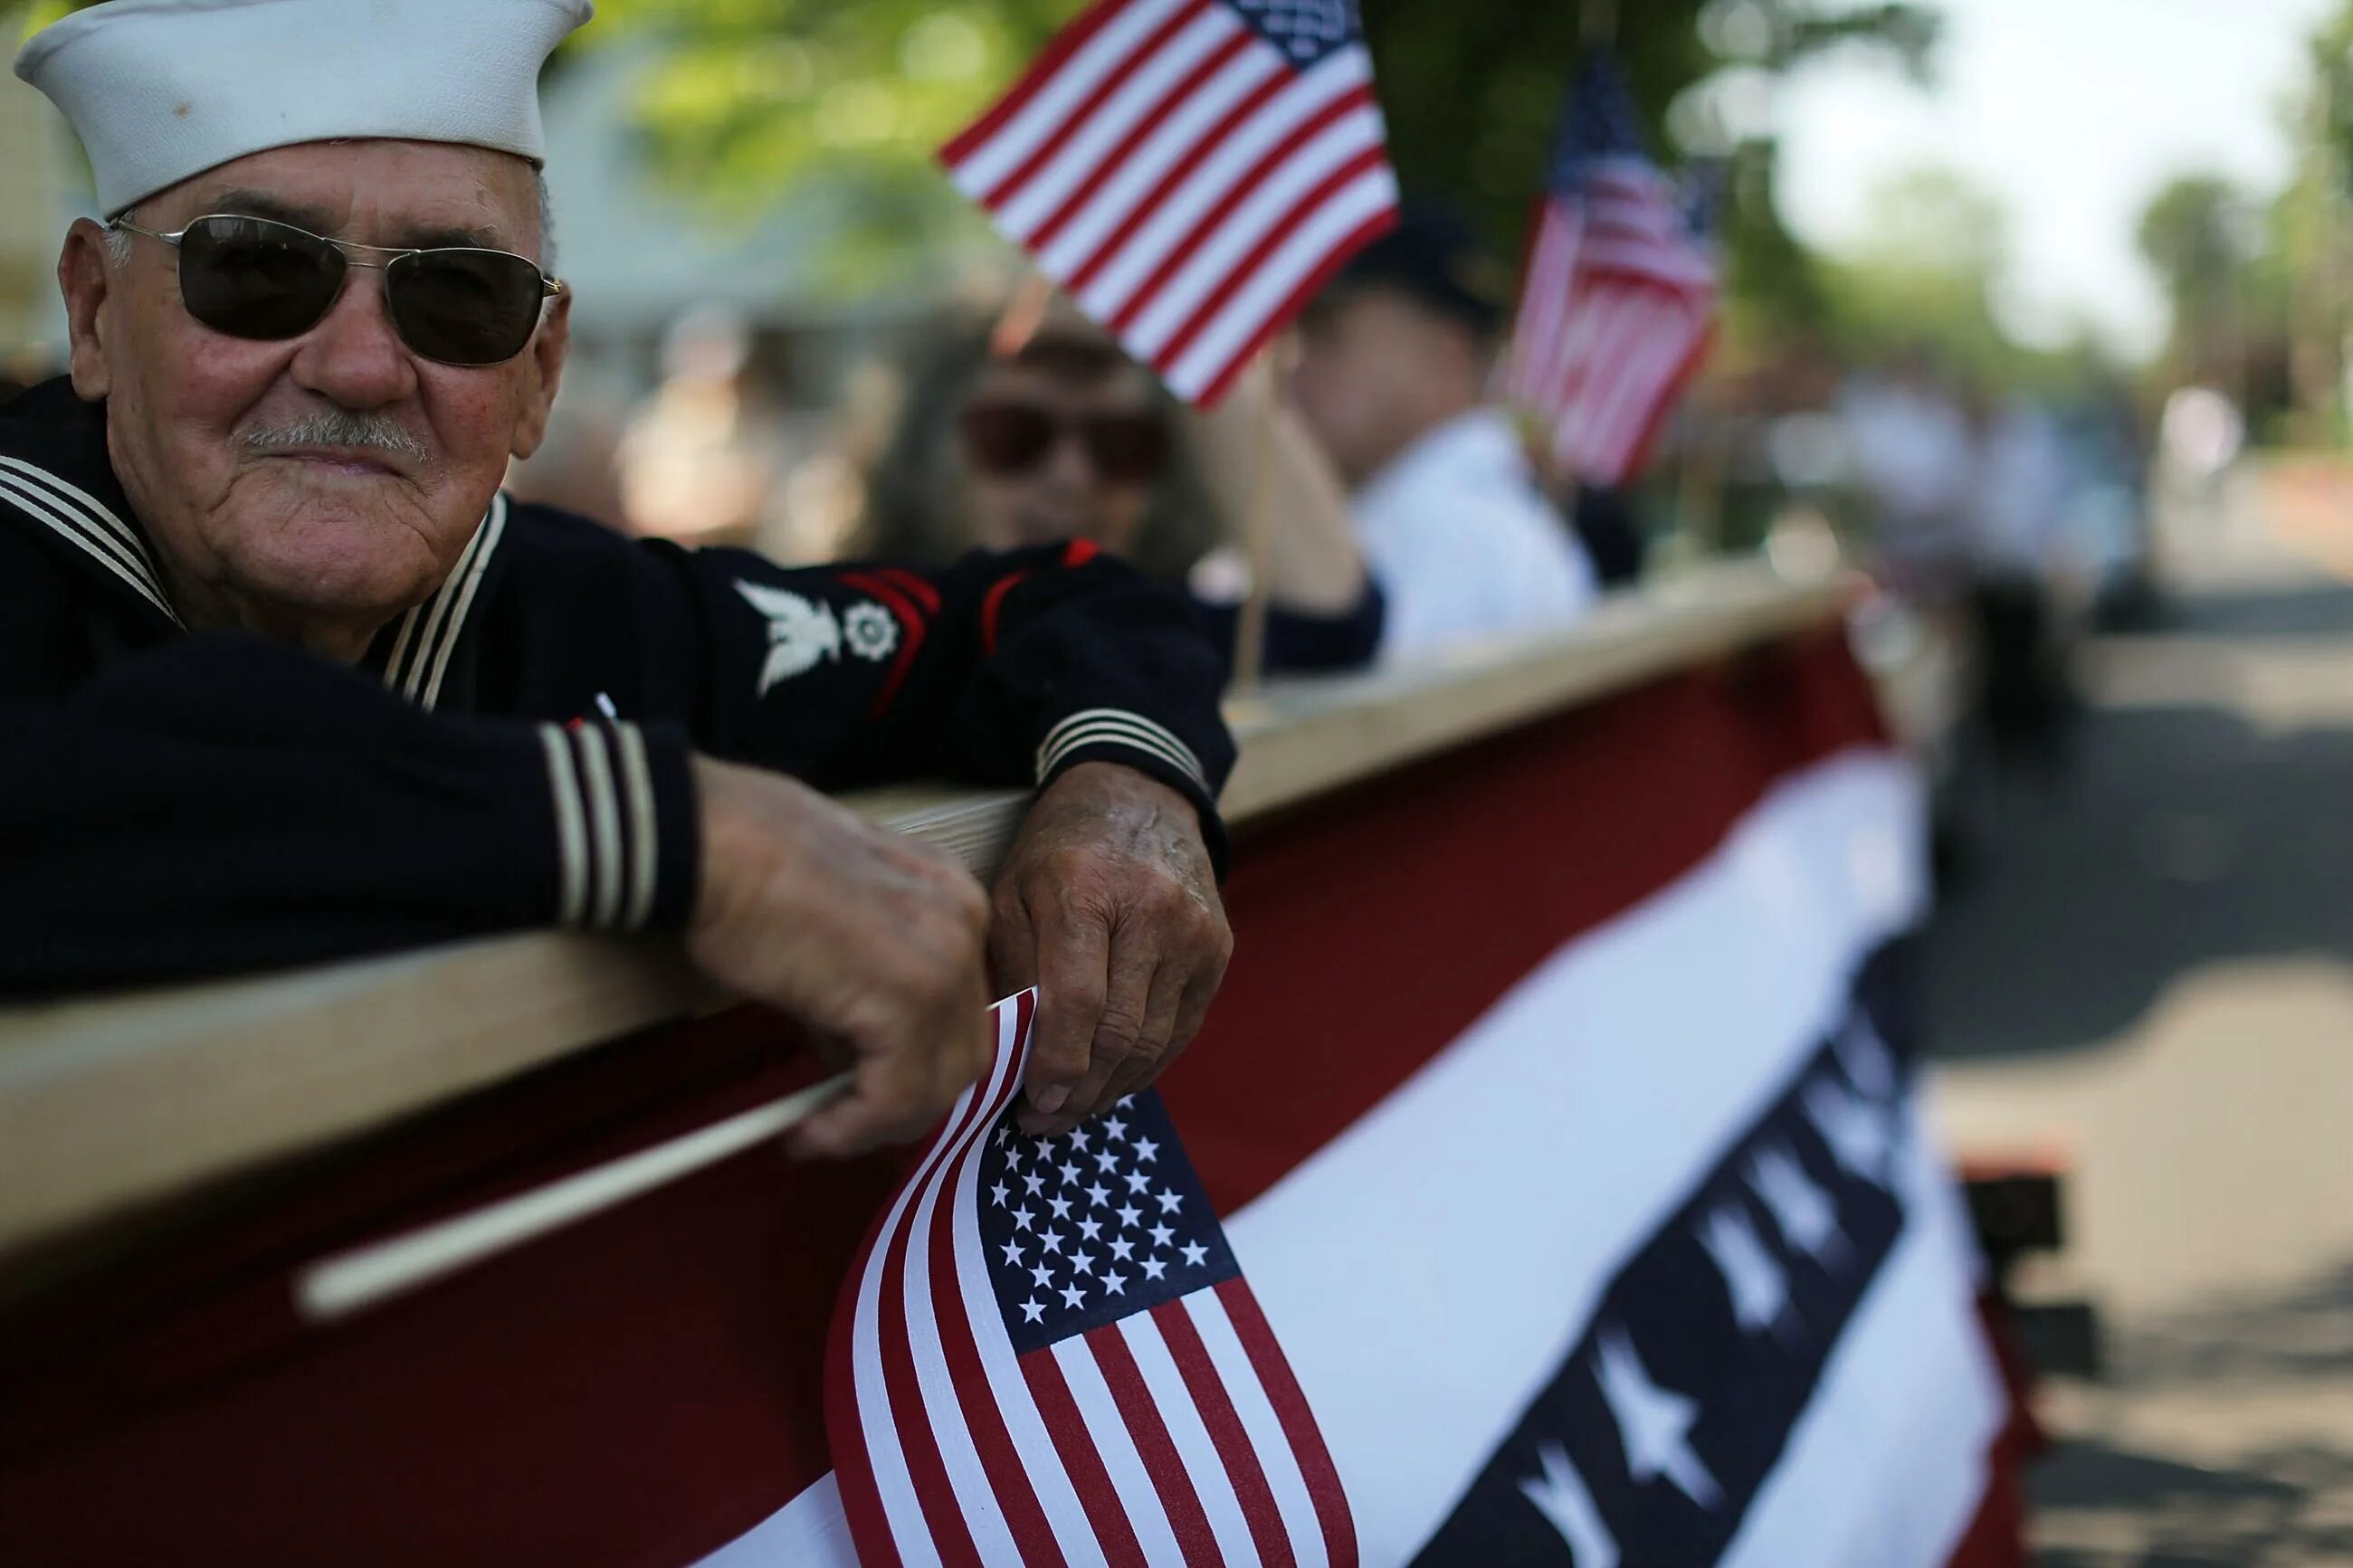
[104,170,557,272]
[536,172,556,274]
[236,406,431,462]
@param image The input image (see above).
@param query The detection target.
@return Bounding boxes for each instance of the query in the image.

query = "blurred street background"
[14,1,2353,1561]
[1933,471,2353,1567]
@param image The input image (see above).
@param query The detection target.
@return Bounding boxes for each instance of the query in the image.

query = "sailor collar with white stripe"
[0,377,508,711]
[0,382,182,628]
[0,451,184,628]
[366,494,509,712]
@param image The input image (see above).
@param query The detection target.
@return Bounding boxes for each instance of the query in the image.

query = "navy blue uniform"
[0,378,1234,995]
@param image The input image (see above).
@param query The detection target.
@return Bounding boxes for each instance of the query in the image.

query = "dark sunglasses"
[110,214,565,366]
[957,399,1171,487]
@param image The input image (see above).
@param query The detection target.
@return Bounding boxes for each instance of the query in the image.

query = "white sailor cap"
[14,0,595,216]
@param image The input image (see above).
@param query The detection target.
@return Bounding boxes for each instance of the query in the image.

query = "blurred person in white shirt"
[1965,394,2079,774]
[2156,384,2243,541]
[1970,398,2072,583]
[1836,350,1976,603]
[1290,209,1598,658]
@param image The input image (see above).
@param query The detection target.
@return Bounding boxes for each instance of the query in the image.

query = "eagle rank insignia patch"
[735,580,842,696]
[734,582,901,697]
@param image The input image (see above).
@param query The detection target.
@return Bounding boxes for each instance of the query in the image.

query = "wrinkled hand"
[686,755,993,1158]
[989,762,1233,1136]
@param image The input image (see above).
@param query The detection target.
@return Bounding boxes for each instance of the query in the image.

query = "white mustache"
[237,412,430,463]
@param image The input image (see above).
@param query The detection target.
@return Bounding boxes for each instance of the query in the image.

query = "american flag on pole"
[1500,52,1718,486]
[826,990,1356,1567]
[938,0,1401,406]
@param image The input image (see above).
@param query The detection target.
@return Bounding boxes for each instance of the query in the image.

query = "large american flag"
[827,991,1356,1566]
[938,0,1400,406]
[1500,53,1718,487]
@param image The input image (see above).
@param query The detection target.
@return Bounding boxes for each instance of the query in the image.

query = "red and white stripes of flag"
[1502,159,1717,484]
[827,990,1356,1566]
[939,0,1400,406]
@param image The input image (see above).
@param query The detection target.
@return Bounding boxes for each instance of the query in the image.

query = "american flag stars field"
[984,1104,1234,1350]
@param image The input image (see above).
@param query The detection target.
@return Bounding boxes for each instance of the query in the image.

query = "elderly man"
[3,0,1234,1157]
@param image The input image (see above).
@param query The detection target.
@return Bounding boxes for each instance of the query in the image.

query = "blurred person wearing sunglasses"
[858,296,1384,679]
[1291,209,1599,656]
[1,0,1239,1154]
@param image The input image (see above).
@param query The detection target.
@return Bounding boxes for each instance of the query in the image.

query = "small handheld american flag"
[938,0,1401,406]
[827,991,1356,1566]
[1500,52,1718,487]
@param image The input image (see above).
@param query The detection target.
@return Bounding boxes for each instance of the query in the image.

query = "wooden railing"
[0,558,1854,1268]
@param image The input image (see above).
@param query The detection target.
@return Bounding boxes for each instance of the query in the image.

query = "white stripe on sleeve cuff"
[539,720,664,932]
[1034,708,1209,796]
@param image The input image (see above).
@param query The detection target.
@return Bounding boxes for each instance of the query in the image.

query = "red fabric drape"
[0,629,2027,1567]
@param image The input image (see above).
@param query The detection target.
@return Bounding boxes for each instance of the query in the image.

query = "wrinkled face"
[61,138,567,647]
[957,356,1164,558]
[1290,288,1470,486]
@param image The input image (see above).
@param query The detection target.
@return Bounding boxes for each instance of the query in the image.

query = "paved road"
[1928,489,2353,1567]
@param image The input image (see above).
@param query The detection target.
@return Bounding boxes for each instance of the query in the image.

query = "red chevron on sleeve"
[979,571,1031,660]
[838,571,929,720]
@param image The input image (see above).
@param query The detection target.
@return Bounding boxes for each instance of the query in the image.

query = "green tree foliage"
[2119,0,2353,441]
[584,1,1059,221]
[2135,174,2257,380]
[2139,175,2252,304]
[1815,166,2019,384]
[1362,1,1932,247]
[2261,1,2353,437]
[24,0,1942,337]
[575,0,1939,320]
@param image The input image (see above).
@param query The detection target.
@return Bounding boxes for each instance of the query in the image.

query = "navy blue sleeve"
[643,537,1238,868]
[0,635,699,997]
